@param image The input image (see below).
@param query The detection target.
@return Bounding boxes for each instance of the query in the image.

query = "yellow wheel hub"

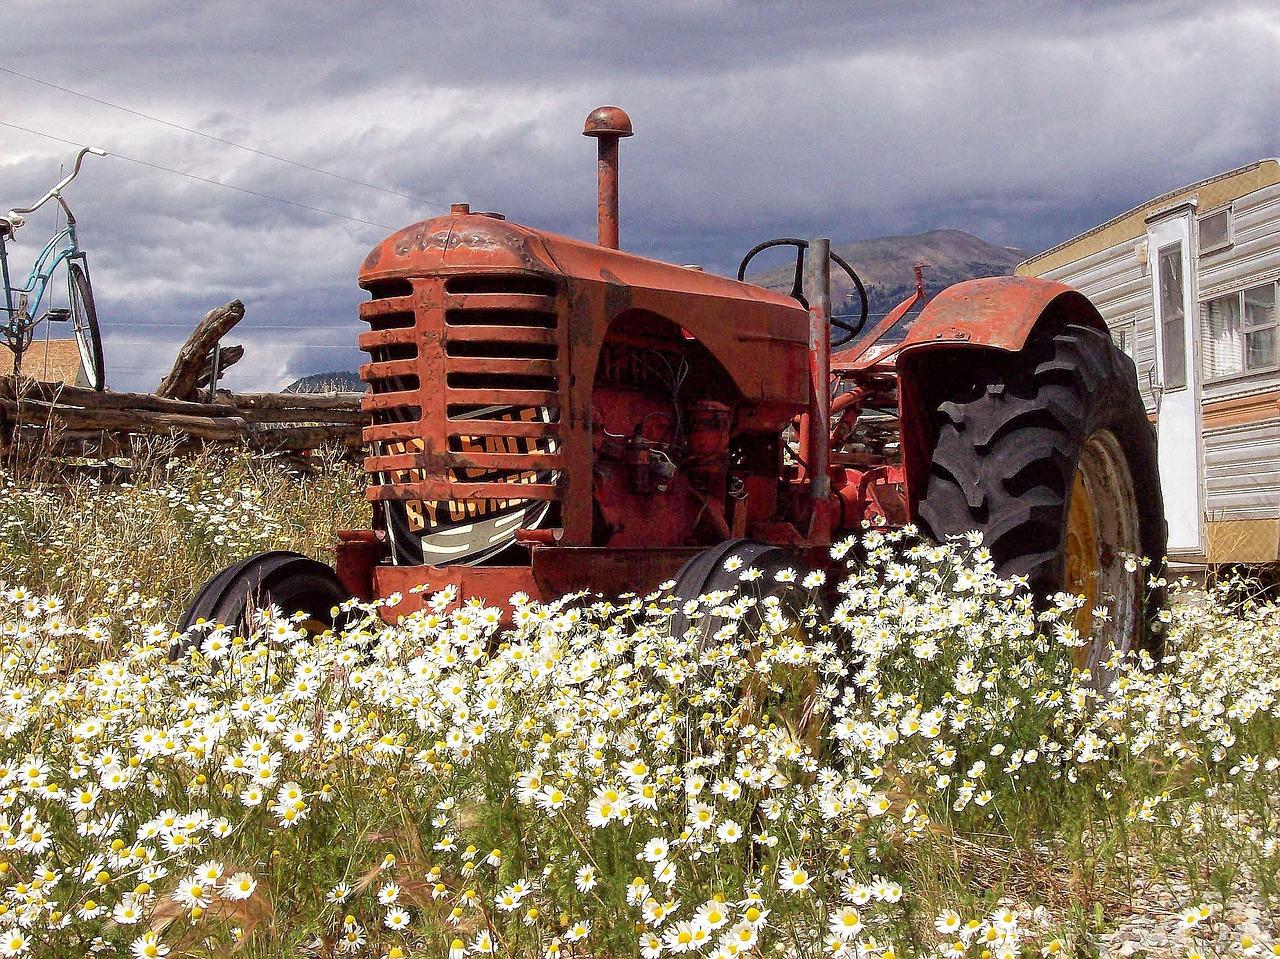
[1062,429,1143,683]
[1066,466,1102,664]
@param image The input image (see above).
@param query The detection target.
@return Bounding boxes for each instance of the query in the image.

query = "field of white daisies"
[0,453,1278,959]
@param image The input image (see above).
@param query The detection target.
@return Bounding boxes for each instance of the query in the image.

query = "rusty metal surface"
[373,563,538,619]
[582,106,634,139]
[360,213,561,277]
[833,464,907,528]
[594,137,621,250]
[532,545,698,599]
[583,106,632,250]
[357,264,564,512]
[370,545,698,620]
[360,216,800,316]
[333,529,383,601]
[897,276,1104,354]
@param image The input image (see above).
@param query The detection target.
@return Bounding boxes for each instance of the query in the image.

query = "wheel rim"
[1064,429,1142,678]
[1065,469,1101,659]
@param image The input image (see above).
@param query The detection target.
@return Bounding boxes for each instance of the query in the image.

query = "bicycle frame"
[0,219,85,325]
[0,225,85,321]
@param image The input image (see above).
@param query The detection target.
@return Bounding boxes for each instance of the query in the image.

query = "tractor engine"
[589,317,738,549]
[350,192,815,612]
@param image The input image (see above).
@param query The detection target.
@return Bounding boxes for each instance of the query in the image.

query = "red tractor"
[182,106,1164,667]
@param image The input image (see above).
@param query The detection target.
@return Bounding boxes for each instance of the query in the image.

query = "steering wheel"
[737,237,869,347]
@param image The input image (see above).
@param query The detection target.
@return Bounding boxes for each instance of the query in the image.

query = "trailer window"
[1201,282,1278,380]
[1110,318,1135,358]
[1198,207,1232,255]
[1158,244,1187,390]
[1202,294,1242,378]
[1244,283,1277,370]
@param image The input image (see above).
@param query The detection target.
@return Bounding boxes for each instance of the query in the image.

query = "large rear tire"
[173,551,352,659]
[916,317,1165,682]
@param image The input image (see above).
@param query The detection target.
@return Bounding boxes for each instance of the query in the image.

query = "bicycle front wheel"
[68,262,105,390]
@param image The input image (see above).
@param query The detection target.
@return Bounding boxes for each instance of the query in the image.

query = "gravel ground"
[1097,886,1280,958]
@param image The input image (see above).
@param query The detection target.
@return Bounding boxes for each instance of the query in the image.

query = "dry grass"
[0,445,366,628]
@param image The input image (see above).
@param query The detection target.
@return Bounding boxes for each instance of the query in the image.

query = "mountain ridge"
[284,370,364,393]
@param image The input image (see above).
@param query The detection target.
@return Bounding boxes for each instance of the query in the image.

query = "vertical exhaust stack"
[583,106,633,250]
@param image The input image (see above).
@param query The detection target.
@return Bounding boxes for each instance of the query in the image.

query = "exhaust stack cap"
[584,106,632,250]
[583,106,633,138]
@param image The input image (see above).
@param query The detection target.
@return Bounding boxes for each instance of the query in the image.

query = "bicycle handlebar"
[7,146,107,219]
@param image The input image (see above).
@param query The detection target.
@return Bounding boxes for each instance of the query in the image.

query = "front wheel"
[68,262,105,390]
[668,540,826,751]
[917,316,1166,686]
[173,551,353,660]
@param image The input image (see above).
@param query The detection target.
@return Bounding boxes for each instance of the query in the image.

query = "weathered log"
[155,300,245,399]
[193,344,245,390]
[0,377,363,421]
[0,376,238,416]
[24,430,205,459]
[0,398,247,441]
[2,359,367,461]
[234,391,364,411]
[237,407,368,425]
[246,423,362,451]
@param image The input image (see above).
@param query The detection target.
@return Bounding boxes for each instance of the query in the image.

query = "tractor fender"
[894,275,1108,510]
[897,275,1105,356]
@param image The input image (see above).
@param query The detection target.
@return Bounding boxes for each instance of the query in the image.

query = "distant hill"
[284,370,364,393]
[749,228,1027,344]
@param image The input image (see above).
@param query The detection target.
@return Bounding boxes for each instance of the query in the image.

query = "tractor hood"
[359,209,802,317]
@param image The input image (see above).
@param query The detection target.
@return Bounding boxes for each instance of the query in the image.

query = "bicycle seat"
[0,214,24,237]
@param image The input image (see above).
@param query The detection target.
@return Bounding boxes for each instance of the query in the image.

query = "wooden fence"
[0,378,364,458]
[0,300,366,461]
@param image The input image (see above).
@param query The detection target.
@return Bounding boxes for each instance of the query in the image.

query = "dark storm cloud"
[1,0,1275,389]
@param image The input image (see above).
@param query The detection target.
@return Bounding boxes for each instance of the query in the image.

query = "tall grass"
[0,450,365,635]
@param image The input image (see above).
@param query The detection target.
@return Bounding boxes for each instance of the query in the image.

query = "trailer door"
[1147,207,1205,558]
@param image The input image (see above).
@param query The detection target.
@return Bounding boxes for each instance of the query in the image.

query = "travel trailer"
[1018,160,1280,565]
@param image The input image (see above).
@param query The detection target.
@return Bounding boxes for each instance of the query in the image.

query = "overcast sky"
[1,0,1276,391]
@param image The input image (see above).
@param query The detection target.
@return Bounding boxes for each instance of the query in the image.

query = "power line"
[0,64,439,207]
[107,339,360,348]
[104,324,362,331]
[1,119,399,231]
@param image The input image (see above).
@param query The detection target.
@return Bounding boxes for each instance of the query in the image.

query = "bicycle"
[0,146,108,390]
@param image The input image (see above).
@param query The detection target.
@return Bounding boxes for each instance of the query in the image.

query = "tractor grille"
[357,274,563,556]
